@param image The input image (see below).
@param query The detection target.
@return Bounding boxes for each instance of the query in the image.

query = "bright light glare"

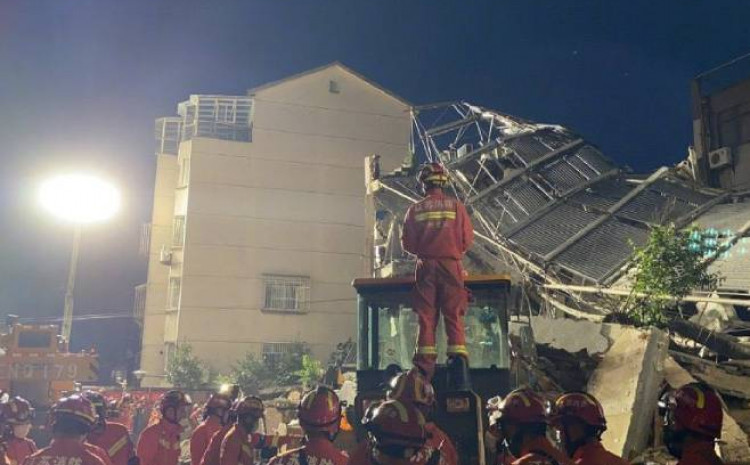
[39,174,120,223]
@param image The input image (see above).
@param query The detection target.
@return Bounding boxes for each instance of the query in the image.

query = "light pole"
[39,174,120,342]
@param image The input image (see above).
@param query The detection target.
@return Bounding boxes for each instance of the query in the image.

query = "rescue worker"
[386,370,457,465]
[3,396,36,465]
[137,390,192,465]
[219,396,264,465]
[660,383,724,465]
[22,394,106,465]
[401,162,474,382]
[550,392,627,465]
[268,386,347,465]
[82,391,137,465]
[191,393,232,465]
[351,399,430,465]
[495,388,572,465]
[200,409,236,465]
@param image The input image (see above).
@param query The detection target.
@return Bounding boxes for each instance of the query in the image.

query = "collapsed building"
[365,99,750,461]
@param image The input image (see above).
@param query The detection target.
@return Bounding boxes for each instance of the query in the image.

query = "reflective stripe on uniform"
[416,346,438,355]
[447,345,468,355]
[415,211,456,222]
[108,435,129,457]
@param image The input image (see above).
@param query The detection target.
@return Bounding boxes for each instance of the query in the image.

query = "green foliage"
[166,343,208,390]
[625,224,721,326]
[227,352,274,395]
[225,342,318,394]
[294,354,323,389]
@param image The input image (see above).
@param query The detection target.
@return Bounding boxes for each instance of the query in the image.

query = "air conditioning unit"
[708,147,732,170]
[159,245,172,265]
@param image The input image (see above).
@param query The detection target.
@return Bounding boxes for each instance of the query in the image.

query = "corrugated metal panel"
[505,178,550,213]
[574,146,613,175]
[556,218,650,281]
[693,201,750,231]
[506,136,551,164]
[651,179,714,206]
[694,202,750,291]
[508,202,601,256]
[540,159,586,192]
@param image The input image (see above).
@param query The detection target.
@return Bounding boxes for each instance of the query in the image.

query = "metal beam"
[425,114,481,137]
[543,167,670,262]
[468,139,584,204]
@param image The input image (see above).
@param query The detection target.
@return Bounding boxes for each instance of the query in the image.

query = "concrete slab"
[525,316,614,354]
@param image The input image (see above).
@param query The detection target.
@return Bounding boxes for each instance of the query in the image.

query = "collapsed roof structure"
[369,101,750,320]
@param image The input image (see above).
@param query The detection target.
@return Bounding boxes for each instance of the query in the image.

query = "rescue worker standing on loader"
[82,391,137,465]
[660,383,724,465]
[387,370,457,465]
[268,386,348,465]
[23,395,106,465]
[495,388,572,465]
[353,400,431,465]
[191,393,232,465]
[550,392,626,465]
[4,396,37,465]
[401,162,474,382]
[137,390,192,465]
[219,396,264,465]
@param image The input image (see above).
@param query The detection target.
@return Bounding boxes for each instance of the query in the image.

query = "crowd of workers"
[0,372,724,465]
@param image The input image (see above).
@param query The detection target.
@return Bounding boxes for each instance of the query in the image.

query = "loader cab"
[351,274,512,465]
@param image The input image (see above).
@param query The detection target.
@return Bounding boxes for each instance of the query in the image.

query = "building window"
[262,342,304,366]
[329,80,340,94]
[172,216,186,247]
[168,277,182,310]
[263,275,310,312]
[178,157,190,187]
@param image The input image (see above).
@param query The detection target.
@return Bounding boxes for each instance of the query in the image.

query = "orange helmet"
[387,370,435,407]
[552,392,606,430]
[363,400,427,449]
[298,386,341,434]
[417,163,449,187]
[160,390,192,414]
[51,395,98,428]
[497,388,548,425]
[5,396,34,425]
[232,396,264,418]
[661,383,723,438]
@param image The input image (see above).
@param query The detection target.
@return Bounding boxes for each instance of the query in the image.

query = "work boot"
[447,354,471,391]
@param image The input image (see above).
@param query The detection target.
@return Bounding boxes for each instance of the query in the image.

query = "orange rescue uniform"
[191,416,223,465]
[267,437,347,465]
[509,436,573,465]
[136,419,182,465]
[425,423,458,465]
[88,422,134,465]
[571,441,627,465]
[402,189,474,378]
[23,438,107,465]
[6,437,36,465]
[677,441,724,465]
[219,425,254,465]
[200,425,231,465]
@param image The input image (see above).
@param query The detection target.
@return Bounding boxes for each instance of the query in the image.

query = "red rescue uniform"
[136,419,182,465]
[23,438,107,465]
[86,443,114,465]
[6,437,36,465]
[191,416,223,465]
[200,425,231,465]
[402,189,474,378]
[268,437,347,465]
[425,423,458,465]
[677,441,724,465]
[571,441,627,465]
[510,437,573,465]
[88,422,134,465]
[219,425,254,465]
[348,442,439,465]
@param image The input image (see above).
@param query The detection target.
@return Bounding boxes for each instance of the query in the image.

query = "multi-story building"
[136,63,411,386]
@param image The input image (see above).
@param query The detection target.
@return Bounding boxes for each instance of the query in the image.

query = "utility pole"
[61,225,82,342]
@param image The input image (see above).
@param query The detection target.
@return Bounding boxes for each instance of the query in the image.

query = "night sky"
[1,0,749,381]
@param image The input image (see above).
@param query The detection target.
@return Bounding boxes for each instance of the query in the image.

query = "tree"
[294,354,323,389]
[225,343,319,394]
[165,343,207,389]
[227,352,273,395]
[624,224,721,326]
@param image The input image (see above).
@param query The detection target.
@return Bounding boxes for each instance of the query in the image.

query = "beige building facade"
[137,63,411,386]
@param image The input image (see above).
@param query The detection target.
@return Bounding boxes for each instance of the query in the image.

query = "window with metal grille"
[262,342,301,366]
[172,216,186,247]
[262,275,310,312]
[168,277,181,310]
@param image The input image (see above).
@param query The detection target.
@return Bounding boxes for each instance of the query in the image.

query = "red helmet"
[417,163,449,187]
[51,395,98,427]
[363,400,427,448]
[232,396,264,418]
[82,391,106,413]
[205,393,232,412]
[298,386,341,433]
[662,383,723,438]
[387,370,435,407]
[5,396,34,425]
[552,392,606,430]
[497,388,548,425]
[160,390,192,413]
